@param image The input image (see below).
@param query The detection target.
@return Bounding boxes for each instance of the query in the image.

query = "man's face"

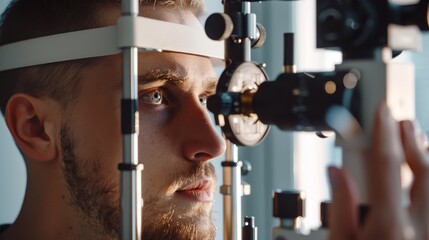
[60,6,225,240]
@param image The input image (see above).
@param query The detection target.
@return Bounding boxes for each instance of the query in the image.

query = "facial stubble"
[60,122,217,240]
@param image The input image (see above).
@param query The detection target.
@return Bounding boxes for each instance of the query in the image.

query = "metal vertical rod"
[120,1,142,240]
[224,0,252,63]
[223,140,242,240]
[242,1,252,62]
[222,1,255,239]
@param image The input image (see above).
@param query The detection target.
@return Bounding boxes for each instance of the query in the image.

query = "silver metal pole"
[242,1,251,62]
[120,1,142,240]
[222,2,254,239]
[223,140,242,240]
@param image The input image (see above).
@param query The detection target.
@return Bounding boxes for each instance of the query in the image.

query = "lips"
[176,179,214,202]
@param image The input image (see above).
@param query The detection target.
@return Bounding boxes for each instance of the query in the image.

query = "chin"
[141,196,216,240]
[141,209,216,240]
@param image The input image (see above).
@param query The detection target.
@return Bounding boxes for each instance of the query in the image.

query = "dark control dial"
[205,13,234,41]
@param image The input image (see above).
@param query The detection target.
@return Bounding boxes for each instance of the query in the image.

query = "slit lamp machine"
[0,0,428,239]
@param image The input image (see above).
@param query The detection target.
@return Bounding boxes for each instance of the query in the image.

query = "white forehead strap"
[0,16,224,72]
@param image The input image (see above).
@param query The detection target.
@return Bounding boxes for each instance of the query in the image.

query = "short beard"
[60,122,217,240]
[141,203,216,240]
[61,123,120,238]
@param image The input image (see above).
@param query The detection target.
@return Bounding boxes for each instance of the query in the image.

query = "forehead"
[99,5,202,28]
[138,51,216,78]
[81,5,217,88]
[81,51,216,91]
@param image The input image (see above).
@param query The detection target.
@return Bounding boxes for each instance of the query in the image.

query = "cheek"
[138,119,172,165]
[138,113,182,178]
[69,102,122,182]
[138,111,177,154]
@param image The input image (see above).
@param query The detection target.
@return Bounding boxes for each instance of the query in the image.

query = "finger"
[367,103,403,212]
[413,121,428,150]
[400,120,429,238]
[328,166,358,240]
[400,120,429,177]
[359,103,408,240]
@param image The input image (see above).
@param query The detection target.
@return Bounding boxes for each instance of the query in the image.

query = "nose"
[181,99,226,162]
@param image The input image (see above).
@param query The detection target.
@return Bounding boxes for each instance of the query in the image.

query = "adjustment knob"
[251,23,267,48]
[205,13,234,41]
[241,160,252,176]
[273,190,305,219]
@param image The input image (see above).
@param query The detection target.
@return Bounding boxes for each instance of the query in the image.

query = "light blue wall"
[0,1,9,13]
[0,119,26,225]
[413,34,429,131]
[0,0,26,226]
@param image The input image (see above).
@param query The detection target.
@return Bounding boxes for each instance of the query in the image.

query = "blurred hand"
[328,103,429,240]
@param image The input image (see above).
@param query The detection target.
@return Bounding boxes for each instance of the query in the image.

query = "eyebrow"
[138,69,185,86]
[205,78,218,93]
[138,69,218,92]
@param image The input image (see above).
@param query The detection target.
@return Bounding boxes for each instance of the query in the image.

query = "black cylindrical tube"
[283,33,294,67]
[242,216,257,240]
[252,71,355,131]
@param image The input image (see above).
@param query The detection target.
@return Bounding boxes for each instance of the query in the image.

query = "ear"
[5,94,59,162]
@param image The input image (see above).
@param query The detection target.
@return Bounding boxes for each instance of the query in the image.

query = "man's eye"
[141,90,164,105]
[199,95,208,107]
